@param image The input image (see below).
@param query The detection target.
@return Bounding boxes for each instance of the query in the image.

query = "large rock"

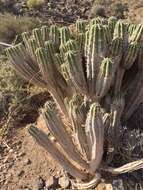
[58,176,70,189]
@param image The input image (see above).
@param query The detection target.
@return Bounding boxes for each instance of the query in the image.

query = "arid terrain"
[1,0,143,190]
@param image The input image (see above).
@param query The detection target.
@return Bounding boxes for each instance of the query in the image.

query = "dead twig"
[103,158,143,175]
[0,42,13,48]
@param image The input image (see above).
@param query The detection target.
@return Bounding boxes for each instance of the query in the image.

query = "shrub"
[0,56,26,102]
[0,13,41,43]
[6,18,143,188]
[112,2,128,19]
[89,5,106,18]
[27,0,45,9]
[0,53,48,139]
[0,61,24,92]
[0,55,26,125]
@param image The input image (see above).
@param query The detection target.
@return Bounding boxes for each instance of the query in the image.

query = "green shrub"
[0,55,26,121]
[0,56,26,98]
[27,0,45,9]
[0,13,41,43]
[0,55,44,106]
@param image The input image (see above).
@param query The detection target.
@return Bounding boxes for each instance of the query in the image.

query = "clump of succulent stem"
[6,17,143,189]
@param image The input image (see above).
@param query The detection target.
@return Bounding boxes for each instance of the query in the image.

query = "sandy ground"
[0,117,62,190]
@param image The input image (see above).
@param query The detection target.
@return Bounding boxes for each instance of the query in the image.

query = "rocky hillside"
[1,0,143,25]
[0,0,94,24]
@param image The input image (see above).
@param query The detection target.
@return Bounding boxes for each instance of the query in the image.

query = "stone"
[24,186,32,190]
[7,161,14,169]
[43,188,48,190]
[3,155,14,163]
[96,183,106,189]
[12,3,23,15]
[45,176,58,189]
[17,170,25,177]
[3,156,10,163]
[99,183,113,190]
[36,176,45,190]
[13,154,18,160]
[18,152,25,157]
[9,149,13,153]
[81,7,86,13]
[58,176,70,189]
[97,183,113,190]
[106,184,113,190]
[23,158,31,166]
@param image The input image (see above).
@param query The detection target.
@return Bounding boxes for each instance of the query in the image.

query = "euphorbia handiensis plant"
[6,17,143,189]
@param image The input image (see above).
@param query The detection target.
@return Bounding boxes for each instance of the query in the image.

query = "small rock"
[106,184,113,190]
[58,176,70,189]
[36,176,45,190]
[17,170,25,177]
[7,161,14,169]
[46,176,58,189]
[0,174,6,182]
[96,183,105,189]
[16,144,20,149]
[3,156,10,163]
[13,3,23,14]
[43,188,48,190]
[7,173,12,178]
[18,152,25,157]
[56,170,63,177]
[23,158,31,166]
[9,149,13,153]
[13,154,18,160]
[81,7,86,13]
[24,186,31,190]
[3,155,14,163]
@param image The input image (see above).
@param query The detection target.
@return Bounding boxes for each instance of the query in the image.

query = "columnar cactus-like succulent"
[6,17,143,189]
